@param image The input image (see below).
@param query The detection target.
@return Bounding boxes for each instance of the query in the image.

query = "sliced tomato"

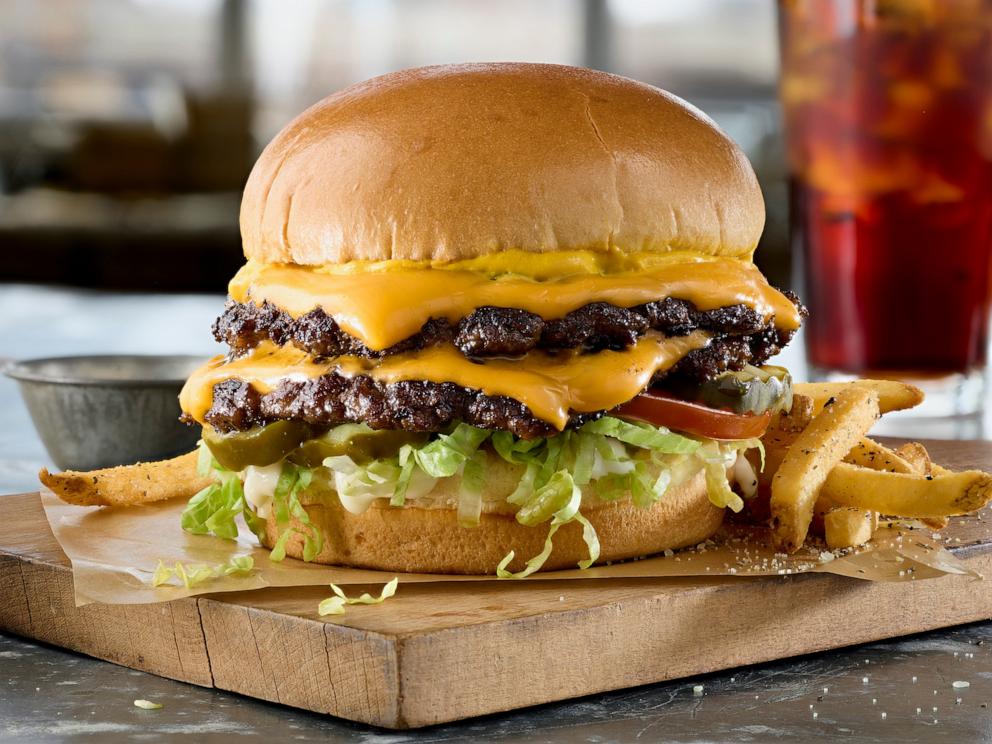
[615,391,771,440]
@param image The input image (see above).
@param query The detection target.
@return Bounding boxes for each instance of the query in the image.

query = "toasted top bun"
[241,63,764,266]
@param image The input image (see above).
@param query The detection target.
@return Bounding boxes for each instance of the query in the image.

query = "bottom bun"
[260,470,723,574]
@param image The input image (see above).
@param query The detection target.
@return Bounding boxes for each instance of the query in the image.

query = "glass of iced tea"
[779,0,992,421]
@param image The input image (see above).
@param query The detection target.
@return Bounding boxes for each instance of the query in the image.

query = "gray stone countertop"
[2,284,992,743]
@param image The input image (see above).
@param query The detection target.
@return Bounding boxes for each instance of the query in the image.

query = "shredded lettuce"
[414,423,491,477]
[324,422,491,520]
[318,577,399,616]
[268,462,321,562]
[488,419,699,514]
[151,555,254,588]
[338,417,700,525]
[492,428,756,576]
[457,450,487,527]
[323,454,437,514]
[497,470,601,578]
[391,444,417,507]
[182,418,763,575]
[196,439,214,477]
[580,417,700,453]
[515,469,578,526]
[182,444,322,563]
[182,445,262,541]
[695,439,763,513]
[506,461,539,505]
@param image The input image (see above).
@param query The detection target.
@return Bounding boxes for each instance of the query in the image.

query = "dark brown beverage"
[779,0,992,388]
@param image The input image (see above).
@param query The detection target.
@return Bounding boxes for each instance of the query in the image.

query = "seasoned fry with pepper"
[40,451,210,507]
[771,387,880,552]
[821,465,992,520]
[794,380,923,416]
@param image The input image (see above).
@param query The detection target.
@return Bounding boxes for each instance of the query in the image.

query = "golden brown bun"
[241,63,764,266]
[261,471,722,574]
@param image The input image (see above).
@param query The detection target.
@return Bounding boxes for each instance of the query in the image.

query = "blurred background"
[0,0,788,292]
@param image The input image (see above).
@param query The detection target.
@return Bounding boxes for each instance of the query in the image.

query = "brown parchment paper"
[39,489,981,607]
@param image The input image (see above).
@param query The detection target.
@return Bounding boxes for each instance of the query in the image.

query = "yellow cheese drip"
[180,332,711,431]
[229,253,800,352]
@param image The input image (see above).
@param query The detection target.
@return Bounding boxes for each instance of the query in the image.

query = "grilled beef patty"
[198,324,794,438]
[213,293,803,360]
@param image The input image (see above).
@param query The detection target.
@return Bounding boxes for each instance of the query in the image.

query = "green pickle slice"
[694,365,793,415]
[203,420,313,471]
[288,425,429,467]
[204,421,431,471]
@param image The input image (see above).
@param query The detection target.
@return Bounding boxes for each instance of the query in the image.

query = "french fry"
[841,438,938,532]
[811,490,840,532]
[824,507,879,550]
[754,427,802,495]
[812,477,879,544]
[821,463,992,518]
[772,394,814,433]
[888,442,948,529]
[814,461,880,547]
[794,380,924,416]
[845,438,915,474]
[926,461,955,526]
[755,395,816,494]
[765,379,989,550]
[39,451,210,507]
[895,442,933,476]
[771,387,880,553]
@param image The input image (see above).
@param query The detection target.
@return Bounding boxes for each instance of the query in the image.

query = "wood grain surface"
[2,438,991,729]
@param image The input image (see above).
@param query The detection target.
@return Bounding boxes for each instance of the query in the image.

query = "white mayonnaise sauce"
[241,463,284,519]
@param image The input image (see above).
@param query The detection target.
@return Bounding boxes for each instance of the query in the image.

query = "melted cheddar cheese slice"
[229,252,799,352]
[180,332,711,431]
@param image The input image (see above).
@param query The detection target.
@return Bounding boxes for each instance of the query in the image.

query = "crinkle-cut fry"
[845,438,915,474]
[771,387,880,553]
[794,380,924,416]
[39,451,210,507]
[821,463,992,519]
[824,507,879,550]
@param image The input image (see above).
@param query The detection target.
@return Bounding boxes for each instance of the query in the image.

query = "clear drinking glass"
[778,0,992,426]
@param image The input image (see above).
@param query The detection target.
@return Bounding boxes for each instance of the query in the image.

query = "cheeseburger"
[178,63,804,575]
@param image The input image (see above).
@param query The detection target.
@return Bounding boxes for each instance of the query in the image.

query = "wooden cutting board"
[2,438,992,729]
